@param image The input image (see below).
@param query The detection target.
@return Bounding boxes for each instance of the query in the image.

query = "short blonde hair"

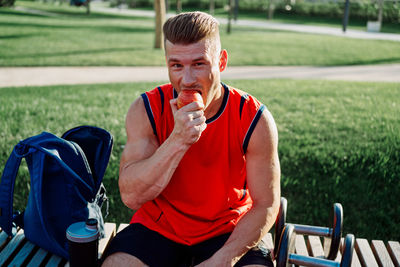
[163,11,220,45]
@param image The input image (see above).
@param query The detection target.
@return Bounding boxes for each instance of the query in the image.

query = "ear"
[219,49,228,72]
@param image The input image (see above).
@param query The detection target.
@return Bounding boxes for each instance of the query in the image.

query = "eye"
[171,63,183,68]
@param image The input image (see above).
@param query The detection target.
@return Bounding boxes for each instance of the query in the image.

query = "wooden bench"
[1,224,399,267]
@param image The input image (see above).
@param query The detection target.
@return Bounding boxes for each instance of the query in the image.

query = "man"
[102,11,280,267]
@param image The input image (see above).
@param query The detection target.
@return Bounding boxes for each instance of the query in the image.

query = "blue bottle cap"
[66,219,99,243]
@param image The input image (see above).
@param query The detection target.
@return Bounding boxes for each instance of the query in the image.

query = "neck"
[204,83,224,119]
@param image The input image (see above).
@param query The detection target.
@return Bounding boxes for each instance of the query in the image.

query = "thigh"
[102,252,148,267]
[190,234,273,267]
[190,233,231,265]
[234,240,273,267]
[100,223,188,267]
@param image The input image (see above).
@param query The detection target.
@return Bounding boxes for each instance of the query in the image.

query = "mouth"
[182,89,202,95]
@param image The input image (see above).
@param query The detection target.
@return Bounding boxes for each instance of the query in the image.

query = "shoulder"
[125,96,148,138]
[125,84,173,140]
[224,84,264,112]
[247,107,278,156]
[142,84,174,100]
[224,85,250,102]
[223,85,277,154]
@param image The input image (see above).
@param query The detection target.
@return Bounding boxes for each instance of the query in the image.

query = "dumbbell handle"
[293,224,331,237]
[289,254,339,267]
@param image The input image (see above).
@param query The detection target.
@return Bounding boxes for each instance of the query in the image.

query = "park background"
[0,0,399,243]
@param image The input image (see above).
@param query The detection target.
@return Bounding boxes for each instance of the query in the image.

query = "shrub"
[274,0,399,23]
[0,0,16,7]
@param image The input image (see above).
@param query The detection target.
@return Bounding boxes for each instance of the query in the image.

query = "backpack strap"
[0,143,34,236]
[31,153,70,259]
[62,126,113,192]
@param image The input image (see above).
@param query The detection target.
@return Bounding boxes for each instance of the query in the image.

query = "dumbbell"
[274,197,343,260]
[276,224,354,267]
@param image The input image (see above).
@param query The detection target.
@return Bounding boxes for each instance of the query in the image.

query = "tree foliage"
[0,0,15,7]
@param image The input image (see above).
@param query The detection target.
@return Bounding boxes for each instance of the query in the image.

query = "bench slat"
[98,222,116,258]
[307,235,325,257]
[117,223,129,233]
[324,237,332,258]
[46,254,64,267]
[27,248,49,267]
[295,234,309,256]
[355,238,379,267]
[325,237,342,262]
[0,229,25,266]
[294,235,309,267]
[262,232,274,250]
[8,239,36,266]
[0,229,10,251]
[371,240,395,267]
[387,241,400,267]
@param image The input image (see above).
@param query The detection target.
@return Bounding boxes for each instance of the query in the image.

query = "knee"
[101,252,148,267]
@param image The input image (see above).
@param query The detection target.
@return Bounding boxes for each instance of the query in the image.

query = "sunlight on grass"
[1,1,400,66]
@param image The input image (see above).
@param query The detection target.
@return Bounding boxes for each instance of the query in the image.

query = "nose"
[182,67,196,86]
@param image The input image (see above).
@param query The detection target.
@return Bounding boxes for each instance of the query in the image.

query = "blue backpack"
[0,126,113,259]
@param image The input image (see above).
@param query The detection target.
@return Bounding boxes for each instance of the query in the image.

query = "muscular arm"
[119,96,206,211]
[197,109,281,266]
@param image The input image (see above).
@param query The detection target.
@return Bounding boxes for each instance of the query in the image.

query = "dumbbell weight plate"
[274,197,287,258]
[274,197,343,260]
[326,203,343,260]
[340,234,354,267]
[276,224,296,267]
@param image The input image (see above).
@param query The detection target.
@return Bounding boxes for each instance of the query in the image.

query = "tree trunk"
[85,0,90,15]
[176,0,182,13]
[268,0,275,20]
[154,0,166,49]
[234,0,239,21]
[209,0,215,15]
[227,0,234,34]
[342,0,350,32]
[377,0,383,24]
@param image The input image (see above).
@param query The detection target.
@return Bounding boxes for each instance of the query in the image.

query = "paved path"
[90,4,400,42]
[1,64,399,88]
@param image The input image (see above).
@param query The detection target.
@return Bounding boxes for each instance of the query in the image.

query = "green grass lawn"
[1,79,399,242]
[1,1,400,66]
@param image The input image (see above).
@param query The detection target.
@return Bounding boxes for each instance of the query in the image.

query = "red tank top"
[131,83,266,245]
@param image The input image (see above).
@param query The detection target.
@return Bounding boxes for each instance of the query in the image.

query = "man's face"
[165,38,226,110]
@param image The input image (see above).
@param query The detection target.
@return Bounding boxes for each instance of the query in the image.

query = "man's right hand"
[170,98,207,146]
[119,96,206,211]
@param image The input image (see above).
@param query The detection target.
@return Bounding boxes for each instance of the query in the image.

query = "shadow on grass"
[0,33,47,39]
[1,21,153,33]
[0,7,152,20]
[0,47,144,59]
[0,9,49,18]
[346,57,400,65]
[35,9,153,20]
